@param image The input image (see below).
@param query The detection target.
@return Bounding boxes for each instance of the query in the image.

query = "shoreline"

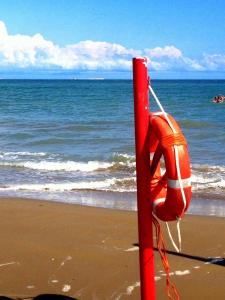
[0,196,224,299]
[1,193,225,218]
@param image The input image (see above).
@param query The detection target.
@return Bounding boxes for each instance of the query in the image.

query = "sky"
[0,0,225,79]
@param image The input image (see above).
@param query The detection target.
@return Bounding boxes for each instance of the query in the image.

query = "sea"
[0,79,224,217]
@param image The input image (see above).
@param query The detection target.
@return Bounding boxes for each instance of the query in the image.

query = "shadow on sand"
[133,243,225,267]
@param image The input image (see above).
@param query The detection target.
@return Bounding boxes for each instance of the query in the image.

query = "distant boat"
[212,95,225,103]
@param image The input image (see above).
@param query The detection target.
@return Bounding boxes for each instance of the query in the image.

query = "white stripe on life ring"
[150,152,155,160]
[153,197,165,210]
[168,177,191,189]
[153,112,168,116]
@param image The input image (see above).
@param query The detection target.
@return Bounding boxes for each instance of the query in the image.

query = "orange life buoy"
[149,112,192,221]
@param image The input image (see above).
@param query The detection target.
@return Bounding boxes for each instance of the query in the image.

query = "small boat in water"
[212,95,225,103]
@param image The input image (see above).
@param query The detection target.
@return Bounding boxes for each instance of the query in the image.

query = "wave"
[0,173,224,195]
[108,153,136,172]
[192,176,225,191]
[0,151,224,194]
[192,163,225,173]
[0,177,136,193]
[0,172,223,194]
[1,160,112,172]
[0,151,135,173]
[0,180,114,192]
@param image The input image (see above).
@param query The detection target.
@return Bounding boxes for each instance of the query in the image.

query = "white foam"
[27,285,35,289]
[154,276,161,281]
[174,270,190,276]
[0,178,116,192]
[62,284,71,292]
[1,160,112,172]
[0,261,19,267]
[191,164,225,191]
[60,255,72,266]
[1,150,224,195]
[193,266,200,269]
[0,152,135,173]
[0,177,138,193]
[162,272,174,276]
[126,281,140,295]
[192,163,225,173]
[51,280,58,283]
[125,246,139,252]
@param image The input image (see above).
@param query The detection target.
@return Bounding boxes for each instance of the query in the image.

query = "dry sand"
[0,197,224,299]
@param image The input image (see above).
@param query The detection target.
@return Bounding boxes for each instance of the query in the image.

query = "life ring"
[149,112,192,221]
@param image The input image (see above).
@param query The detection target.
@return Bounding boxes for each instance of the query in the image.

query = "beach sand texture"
[0,198,224,299]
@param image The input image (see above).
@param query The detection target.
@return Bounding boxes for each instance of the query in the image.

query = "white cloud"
[0,21,137,70]
[202,53,225,70]
[144,46,205,71]
[182,57,204,71]
[145,45,182,59]
[0,20,224,74]
[0,20,8,37]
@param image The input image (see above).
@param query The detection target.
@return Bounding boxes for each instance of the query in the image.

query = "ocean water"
[0,79,224,216]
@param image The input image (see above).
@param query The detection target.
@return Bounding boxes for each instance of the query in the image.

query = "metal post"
[133,57,156,300]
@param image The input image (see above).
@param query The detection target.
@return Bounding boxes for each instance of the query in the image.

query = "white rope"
[177,218,182,252]
[149,85,176,132]
[165,222,180,253]
[174,146,187,215]
[149,84,187,252]
[165,218,182,253]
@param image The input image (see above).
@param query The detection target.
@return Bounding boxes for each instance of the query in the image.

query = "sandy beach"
[0,197,224,300]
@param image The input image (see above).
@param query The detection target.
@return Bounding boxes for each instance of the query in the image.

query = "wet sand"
[0,197,224,299]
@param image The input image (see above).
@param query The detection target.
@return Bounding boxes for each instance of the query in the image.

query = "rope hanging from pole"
[152,215,180,300]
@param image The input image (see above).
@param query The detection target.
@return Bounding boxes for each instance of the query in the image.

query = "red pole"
[133,57,156,300]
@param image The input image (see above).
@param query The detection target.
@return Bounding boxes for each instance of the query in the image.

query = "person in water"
[212,95,225,103]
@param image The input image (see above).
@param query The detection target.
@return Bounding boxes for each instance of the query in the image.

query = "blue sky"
[0,0,225,79]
